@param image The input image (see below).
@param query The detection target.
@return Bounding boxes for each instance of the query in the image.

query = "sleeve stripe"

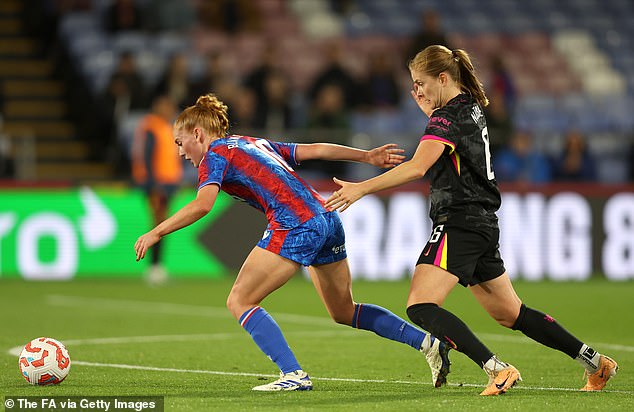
[290,144,300,166]
[420,135,456,153]
[197,181,221,191]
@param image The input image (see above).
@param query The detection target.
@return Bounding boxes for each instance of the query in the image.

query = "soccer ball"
[18,337,71,385]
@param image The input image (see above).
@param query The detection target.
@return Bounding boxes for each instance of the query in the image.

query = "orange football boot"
[480,364,522,396]
[581,355,618,391]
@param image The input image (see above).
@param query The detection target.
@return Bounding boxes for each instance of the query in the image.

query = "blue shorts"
[257,211,347,266]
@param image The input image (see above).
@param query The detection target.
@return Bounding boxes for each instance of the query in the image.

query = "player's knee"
[331,312,350,325]
[225,292,245,319]
[226,289,262,320]
[492,309,518,328]
[225,294,237,317]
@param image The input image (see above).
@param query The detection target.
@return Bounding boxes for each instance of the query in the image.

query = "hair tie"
[451,50,459,62]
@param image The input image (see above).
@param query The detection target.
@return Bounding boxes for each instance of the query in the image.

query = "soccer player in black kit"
[326,45,618,396]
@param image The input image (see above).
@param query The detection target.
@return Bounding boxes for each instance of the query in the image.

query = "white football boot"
[252,370,313,391]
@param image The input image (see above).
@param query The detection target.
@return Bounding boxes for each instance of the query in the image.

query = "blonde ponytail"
[409,45,489,107]
[174,93,230,136]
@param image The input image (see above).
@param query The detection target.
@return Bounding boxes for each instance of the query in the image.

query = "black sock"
[407,303,493,367]
[511,304,583,359]
[152,240,162,266]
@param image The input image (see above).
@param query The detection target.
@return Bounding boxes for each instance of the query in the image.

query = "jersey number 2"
[481,127,495,180]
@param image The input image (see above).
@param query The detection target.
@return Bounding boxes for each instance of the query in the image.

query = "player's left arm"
[295,143,405,168]
[134,184,219,261]
[325,140,445,212]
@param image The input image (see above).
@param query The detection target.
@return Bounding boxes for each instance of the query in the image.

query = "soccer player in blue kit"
[134,93,451,391]
[326,45,618,395]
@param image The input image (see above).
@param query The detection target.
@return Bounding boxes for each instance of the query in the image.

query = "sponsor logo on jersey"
[332,244,346,254]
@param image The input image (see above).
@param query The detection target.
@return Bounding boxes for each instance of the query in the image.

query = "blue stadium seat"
[154,33,191,56]
[59,13,101,40]
[67,31,110,58]
[134,50,167,88]
[111,31,148,53]
[514,95,568,133]
[81,50,118,94]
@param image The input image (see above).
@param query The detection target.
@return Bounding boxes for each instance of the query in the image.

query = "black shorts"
[416,220,506,287]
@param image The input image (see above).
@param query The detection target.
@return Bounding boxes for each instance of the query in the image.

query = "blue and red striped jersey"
[198,135,327,230]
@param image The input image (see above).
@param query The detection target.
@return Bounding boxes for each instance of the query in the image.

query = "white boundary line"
[64,362,634,394]
[8,354,633,394]
[6,331,632,395]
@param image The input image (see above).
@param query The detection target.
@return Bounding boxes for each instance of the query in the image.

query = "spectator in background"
[26,0,63,58]
[309,41,359,110]
[243,45,280,109]
[489,54,516,115]
[308,84,350,131]
[0,125,15,179]
[197,0,261,34]
[306,84,350,177]
[190,52,241,106]
[57,0,92,11]
[252,69,294,132]
[406,9,450,61]
[145,0,195,32]
[104,0,142,33]
[485,90,514,156]
[360,50,401,110]
[111,51,148,109]
[132,94,182,284]
[629,142,634,182]
[190,52,223,103]
[328,0,355,16]
[228,86,259,133]
[552,130,597,181]
[154,53,194,109]
[96,74,133,172]
[494,130,551,183]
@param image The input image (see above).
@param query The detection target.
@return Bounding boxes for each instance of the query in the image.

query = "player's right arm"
[134,184,219,261]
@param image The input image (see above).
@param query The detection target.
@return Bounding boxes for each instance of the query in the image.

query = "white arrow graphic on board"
[0,213,17,275]
[78,186,117,250]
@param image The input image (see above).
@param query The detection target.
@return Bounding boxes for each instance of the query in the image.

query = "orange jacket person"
[132,94,182,283]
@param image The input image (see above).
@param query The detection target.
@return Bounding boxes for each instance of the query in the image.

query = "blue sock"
[352,303,426,350]
[239,306,302,374]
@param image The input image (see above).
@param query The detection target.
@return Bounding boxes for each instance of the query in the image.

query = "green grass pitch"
[1,277,633,411]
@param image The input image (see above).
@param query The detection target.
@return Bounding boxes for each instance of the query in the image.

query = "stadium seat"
[59,13,101,41]
[135,51,167,88]
[111,32,147,53]
[155,33,191,56]
[191,30,229,54]
[54,0,634,136]
[67,32,110,58]
[81,50,118,94]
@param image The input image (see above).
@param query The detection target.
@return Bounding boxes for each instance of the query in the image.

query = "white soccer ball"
[18,337,71,385]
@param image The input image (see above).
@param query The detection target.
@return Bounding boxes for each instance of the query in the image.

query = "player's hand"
[325,177,365,212]
[366,143,405,168]
[411,90,436,117]
[134,231,160,261]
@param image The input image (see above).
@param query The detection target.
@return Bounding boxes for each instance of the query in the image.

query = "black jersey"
[421,94,501,228]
